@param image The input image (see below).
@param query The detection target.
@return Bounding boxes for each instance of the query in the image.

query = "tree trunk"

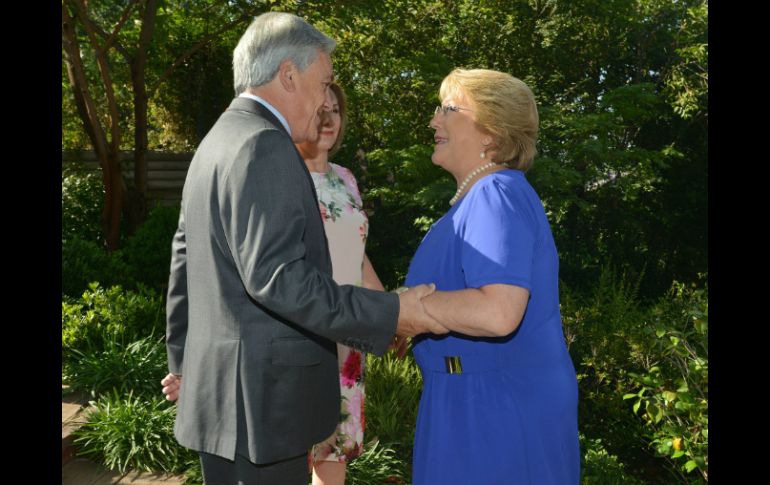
[126,61,148,237]
[63,1,123,250]
[125,0,159,236]
[103,150,124,251]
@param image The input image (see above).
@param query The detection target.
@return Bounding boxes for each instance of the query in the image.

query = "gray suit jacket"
[166,97,399,464]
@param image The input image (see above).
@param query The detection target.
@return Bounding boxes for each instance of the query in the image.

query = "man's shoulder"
[207,108,288,147]
[192,114,292,173]
[219,104,278,129]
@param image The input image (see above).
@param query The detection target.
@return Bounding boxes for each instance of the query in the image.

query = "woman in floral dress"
[296,82,386,485]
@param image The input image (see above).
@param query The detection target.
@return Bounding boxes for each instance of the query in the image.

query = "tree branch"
[62,2,110,164]
[98,0,142,58]
[76,2,134,64]
[70,0,122,154]
[135,0,158,57]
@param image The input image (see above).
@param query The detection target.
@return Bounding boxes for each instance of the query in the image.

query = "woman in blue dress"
[405,68,580,484]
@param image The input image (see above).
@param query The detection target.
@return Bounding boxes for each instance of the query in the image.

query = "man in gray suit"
[160,12,445,485]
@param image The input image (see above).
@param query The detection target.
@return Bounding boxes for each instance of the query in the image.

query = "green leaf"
[675,400,692,411]
[669,336,680,346]
[684,460,698,472]
[647,404,662,423]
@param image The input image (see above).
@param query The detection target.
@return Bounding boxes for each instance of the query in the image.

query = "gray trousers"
[199,451,308,485]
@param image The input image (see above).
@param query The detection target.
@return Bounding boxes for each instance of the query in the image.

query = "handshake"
[394,283,449,337]
[162,283,447,402]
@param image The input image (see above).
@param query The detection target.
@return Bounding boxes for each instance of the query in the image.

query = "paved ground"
[62,458,185,485]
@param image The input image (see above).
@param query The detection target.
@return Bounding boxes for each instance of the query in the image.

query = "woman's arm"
[362,253,386,291]
[421,284,529,337]
[363,253,412,356]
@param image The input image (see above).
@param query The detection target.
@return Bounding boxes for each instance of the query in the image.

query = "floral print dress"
[309,163,369,464]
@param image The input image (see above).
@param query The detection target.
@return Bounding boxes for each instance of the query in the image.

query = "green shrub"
[62,238,128,298]
[347,439,409,485]
[122,204,180,292]
[62,167,180,296]
[580,434,645,485]
[62,164,104,246]
[183,460,203,485]
[364,351,422,462]
[64,334,168,399]
[62,283,165,368]
[564,266,708,484]
[623,277,708,483]
[562,266,654,476]
[73,392,195,473]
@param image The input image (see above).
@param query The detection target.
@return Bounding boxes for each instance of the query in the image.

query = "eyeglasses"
[434,105,474,117]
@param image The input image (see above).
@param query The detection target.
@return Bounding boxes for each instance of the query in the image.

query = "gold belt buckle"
[444,356,463,374]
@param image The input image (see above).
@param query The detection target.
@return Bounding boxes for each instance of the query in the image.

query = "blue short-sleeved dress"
[405,169,580,485]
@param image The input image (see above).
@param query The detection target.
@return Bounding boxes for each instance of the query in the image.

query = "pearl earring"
[480,151,486,159]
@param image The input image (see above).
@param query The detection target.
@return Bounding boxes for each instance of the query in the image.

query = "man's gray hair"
[233,12,336,94]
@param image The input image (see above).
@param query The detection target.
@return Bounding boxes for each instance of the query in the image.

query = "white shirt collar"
[238,92,291,136]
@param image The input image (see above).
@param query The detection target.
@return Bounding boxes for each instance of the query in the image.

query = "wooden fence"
[62,150,193,206]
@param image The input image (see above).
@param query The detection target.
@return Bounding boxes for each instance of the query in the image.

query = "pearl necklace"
[449,162,501,206]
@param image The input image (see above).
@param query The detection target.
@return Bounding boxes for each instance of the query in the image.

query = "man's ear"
[279,59,296,92]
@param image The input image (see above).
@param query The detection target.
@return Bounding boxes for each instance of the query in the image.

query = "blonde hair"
[328,82,347,158]
[439,68,539,171]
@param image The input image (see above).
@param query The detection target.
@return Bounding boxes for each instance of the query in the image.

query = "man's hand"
[160,373,182,402]
[396,284,449,337]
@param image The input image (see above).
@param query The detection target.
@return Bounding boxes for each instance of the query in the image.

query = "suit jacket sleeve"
[166,210,188,374]
[220,130,398,355]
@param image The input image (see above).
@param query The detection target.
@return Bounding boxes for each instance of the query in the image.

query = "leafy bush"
[62,163,104,246]
[62,283,165,368]
[62,238,128,298]
[364,351,422,461]
[347,439,409,485]
[122,204,180,291]
[62,165,180,295]
[562,266,654,477]
[580,434,645,485]
[183,460,203,485]
[564,266,708,484]
[623,277,708,483]
[73,392,195,473]
[64,334,168,399]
